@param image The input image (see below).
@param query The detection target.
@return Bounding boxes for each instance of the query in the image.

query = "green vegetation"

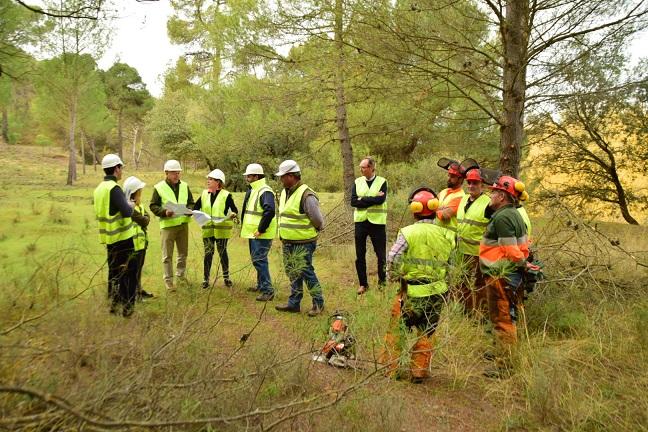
[1,146,647,431]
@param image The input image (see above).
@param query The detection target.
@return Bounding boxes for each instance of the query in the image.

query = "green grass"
[1,145,648,431]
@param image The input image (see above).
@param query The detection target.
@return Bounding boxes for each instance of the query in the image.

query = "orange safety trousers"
[485,276,519,347]
[379,292,439,380]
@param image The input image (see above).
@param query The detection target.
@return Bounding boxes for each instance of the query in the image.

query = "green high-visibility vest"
[517,206,532,238]
[133,204,148,251]
[201,189,234,239]
[93,180,135,245]
[240,178,277,239]
[279,184,318,241]
[353,176,387,225]
[456,194,490,256]
[154,181,191,228]
[398,222,454,297]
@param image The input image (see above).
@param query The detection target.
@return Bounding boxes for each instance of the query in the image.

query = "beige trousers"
[160,224,189,284]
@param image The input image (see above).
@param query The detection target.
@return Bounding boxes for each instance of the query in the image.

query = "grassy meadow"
[1,145,647,431]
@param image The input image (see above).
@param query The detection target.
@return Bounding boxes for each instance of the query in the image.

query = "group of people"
[374,158,534,382]
[94,153,534,381]
[93,155,326,318]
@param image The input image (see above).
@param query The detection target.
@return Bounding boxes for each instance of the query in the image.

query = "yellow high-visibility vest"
[353,176,387,225]
[279,184,318,241]
[201,190,234,239]
[93,180,135,245]
[154,181,191,228]
[240,178,277,239]
[456,194,490,256]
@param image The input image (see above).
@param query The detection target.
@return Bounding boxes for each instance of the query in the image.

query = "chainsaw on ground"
[312,311,357,368]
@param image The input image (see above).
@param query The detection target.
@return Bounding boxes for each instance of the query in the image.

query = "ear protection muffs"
[408,187,439,215]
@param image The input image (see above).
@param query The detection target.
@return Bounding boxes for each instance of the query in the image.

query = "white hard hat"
[275,159,301,176]
[123,176,146,199]
[164,159,182,172]
[243,163,264,176]
[207,168,225,183]
[101,154,124,169]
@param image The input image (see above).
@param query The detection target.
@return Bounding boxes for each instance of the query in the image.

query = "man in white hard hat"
[351,156,388,295]
[193,168,238,289]
[273,160,325,317]
[240,163,277,301]
[93,154,140,317]
[149,159,194,291]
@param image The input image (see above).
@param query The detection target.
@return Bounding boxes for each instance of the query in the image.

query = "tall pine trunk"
[499,0,530,178]
[117,108,123,158]
[67,97,77,185]
[334,0,354,206]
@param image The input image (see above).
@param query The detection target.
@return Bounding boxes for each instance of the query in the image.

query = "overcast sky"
[100,1,647,99]
[98,1,184,98]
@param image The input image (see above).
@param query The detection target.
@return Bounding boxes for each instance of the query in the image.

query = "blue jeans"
[282,242,323,309]
[249,239,273,294]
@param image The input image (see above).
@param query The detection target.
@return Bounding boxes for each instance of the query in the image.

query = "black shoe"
[256,293,275,302]
[247,286,259,293]
[201,280,209,289]
[140,290,154,298]
[275,304,300,313]
[307,305,324,317]
[224,279,233,288]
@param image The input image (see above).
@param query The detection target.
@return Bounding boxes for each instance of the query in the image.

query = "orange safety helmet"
[465,168,483,182]
[489,175,527,200]
[437,157,464,178]
[408,187,439,217]
[447,161,462,177]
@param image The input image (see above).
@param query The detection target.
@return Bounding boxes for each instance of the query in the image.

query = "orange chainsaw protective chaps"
[486,276,518,347]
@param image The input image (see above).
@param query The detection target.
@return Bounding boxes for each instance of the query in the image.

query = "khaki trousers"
[161,224,189,284]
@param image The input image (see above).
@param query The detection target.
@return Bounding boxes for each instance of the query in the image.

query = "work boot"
[247,286,259,293]
[275,304,300,313]
[140,290,154,299]
[256,293,275,302]
[307,305,324,317]
[224,278,233,288]
[357,286,368,295]
[410,376,427,384]
[201,280,209,289]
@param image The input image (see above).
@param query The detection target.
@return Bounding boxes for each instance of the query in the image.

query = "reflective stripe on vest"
[456,194,490,256]
[201,189,234,239]
[133,204,148,251]
[435,188,465,232]
[517,206,532,238]
[93,180,135,245]
[353,176,387,225]
[154,181,191,228]
[398,223,453,298]
[279,184,318,241]
[240,178,277,239]
[479,207,530,273]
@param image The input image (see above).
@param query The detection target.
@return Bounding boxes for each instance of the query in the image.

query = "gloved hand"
[526,261,541,272]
